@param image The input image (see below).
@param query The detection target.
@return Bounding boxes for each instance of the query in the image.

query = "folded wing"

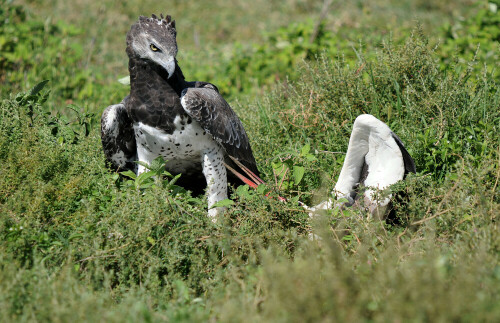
[101,96,137,172]
[180,84,259,177]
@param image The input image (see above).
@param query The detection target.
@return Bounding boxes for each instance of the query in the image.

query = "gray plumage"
[181,85,259,175]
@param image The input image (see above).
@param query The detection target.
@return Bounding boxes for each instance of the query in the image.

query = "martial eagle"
[101,14,258,218]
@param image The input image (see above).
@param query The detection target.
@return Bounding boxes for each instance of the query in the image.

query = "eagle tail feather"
[224,162,259,189]
[228,156,265,185]
[225,157,287,202]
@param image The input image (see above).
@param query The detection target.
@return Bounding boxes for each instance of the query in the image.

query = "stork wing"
[334,114,416,215]
[180,85,259,176]
[101,96,137,172]
[391,132,417,175]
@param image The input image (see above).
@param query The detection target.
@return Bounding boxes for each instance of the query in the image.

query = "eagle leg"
[201,146,228,219]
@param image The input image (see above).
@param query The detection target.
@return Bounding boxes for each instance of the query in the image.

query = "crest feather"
[144,13,176,30]
[134,14,176,32]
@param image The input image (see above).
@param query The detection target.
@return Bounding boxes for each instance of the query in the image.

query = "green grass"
[1,0,499,321]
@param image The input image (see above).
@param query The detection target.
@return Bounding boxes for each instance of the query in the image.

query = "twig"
[454,213,480,228]
[273,167,279,187]
[85,37,96,69]
[352,232,361,245]
[79,254,118,264]
[491,146,500,218]
[411,208,451,225]
[397,227,408,249]
[278,167,289,191]
[309,0,334,44]
[417,155,464,225]
[316,150,345,155]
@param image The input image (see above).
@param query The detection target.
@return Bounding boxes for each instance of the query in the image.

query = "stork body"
[305,114,416,219]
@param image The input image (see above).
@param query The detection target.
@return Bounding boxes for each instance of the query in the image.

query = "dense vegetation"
[1,0,499,321]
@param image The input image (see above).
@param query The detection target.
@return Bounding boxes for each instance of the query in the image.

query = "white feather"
[307,114,407,219]
[134,120,228,218]
[102,104,127,138]
[334,114,404,204]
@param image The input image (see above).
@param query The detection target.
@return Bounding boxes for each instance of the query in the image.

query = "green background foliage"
[1,0,499,321]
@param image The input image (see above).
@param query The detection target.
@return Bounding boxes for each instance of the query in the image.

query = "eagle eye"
[150,43,160,52]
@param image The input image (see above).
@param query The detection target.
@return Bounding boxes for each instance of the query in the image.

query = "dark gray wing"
[101,96,137,172]
[391,132,416,176]
[180,85,259,176]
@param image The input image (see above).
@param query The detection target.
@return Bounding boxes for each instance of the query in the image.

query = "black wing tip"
[391,132,417,175]
[101,100,137,173]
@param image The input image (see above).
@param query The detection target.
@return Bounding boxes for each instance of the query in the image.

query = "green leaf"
[163,170,173,178]
[336,197,350,204]
[29,80,49,96]
[165,173,182,189]
[257,184,268,194]
[342,234,353,241]
[139,182,154,190]
[300,144,310,157]
[136,161,151,169]
[293,166,305,185]
[120,170,137,180]
[210,199,235,209]
[305,154,317,162]
[68,233,83,241]
[147,236,156,246]
[136,170,155,184]
[149,156,167,172]
[236,185,250,198]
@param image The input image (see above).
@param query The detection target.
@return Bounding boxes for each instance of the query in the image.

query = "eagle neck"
[128,56,188,97]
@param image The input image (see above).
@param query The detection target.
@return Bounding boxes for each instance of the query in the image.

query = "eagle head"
[126,14,178,78]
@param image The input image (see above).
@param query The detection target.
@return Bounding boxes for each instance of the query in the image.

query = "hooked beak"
[161,58,176,79]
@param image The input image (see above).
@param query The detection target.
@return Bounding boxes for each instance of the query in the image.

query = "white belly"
[134,115,219,174]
